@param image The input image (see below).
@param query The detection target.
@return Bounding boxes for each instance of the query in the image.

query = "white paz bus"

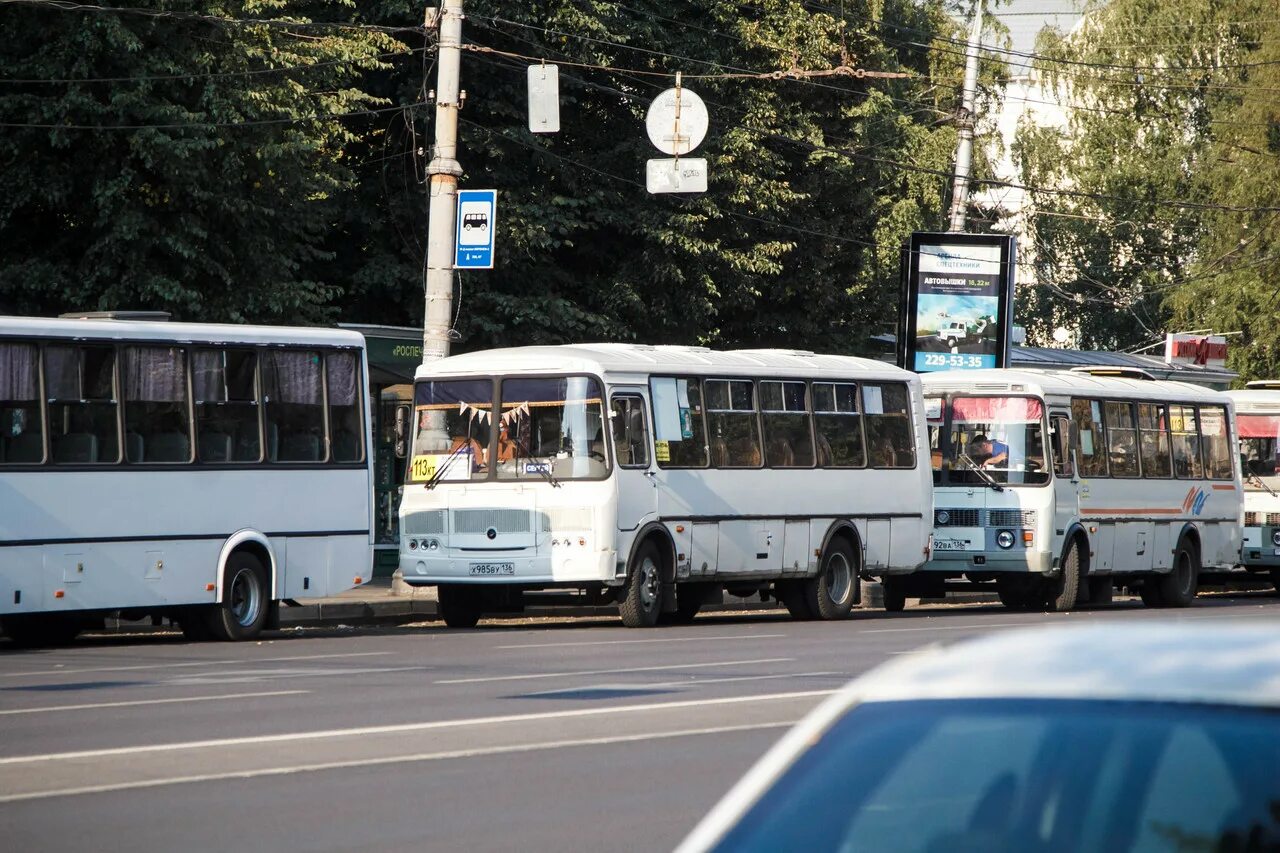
[1227,381,1280,592]
[397,344,933,627]
[904,367,1242,612]
[0,315,374,644]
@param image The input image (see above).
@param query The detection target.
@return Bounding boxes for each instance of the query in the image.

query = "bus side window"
[194,349,262,463]
[46,344,121,464]
[1170,404,1203,479]
[610,395,650,469]
[0,341,44,464]
[705,379,760,468]
[650,377,708,467]
[326,351,364,463]
[1051,414,1073,479]
[813,382,865,467]
[760,380,812,467]
[863,383,915,469]
[1104,401,1140,478]
[1137,402,1172,478]
[1071,398,1107,477]
[1199,405,1233,480]
[263,349,325,463]
[123,345,193,464]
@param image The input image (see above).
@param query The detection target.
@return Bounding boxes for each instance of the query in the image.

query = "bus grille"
[403,510,446,535]
[988,509,1036,528]
[1245,512,1259,526]
[936,509,980,527]
[453,509,531,534]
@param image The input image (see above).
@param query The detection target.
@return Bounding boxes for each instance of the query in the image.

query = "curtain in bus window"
[123,346,191,464]
[1072,399,1108,477]
[863,383,915,469]
[705,379,760,467]
[813,382,865,468]
[1104,401,1140,478]
[410,378,493,482]
[326,352,362,463]
[1237,414,1280,476]
[45,345,120,464]
[263,350,324,462]
[761,381,813,467]
[1169,405,1204,479]
[1136,403,1173,478]
[193,349,260,463]
[498,376,606,480]
[0,342,43,464]
[1199,406,1233,480]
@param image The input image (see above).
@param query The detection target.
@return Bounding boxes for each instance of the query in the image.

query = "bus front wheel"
[620,541,663,628]
[882,577,908,612]
[438,585,483,628]
[206,551,270,641]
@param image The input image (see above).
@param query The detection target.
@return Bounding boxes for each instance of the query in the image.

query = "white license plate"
[933,539,973,552]
[1273,549,1280,557]
[469,562,515,576]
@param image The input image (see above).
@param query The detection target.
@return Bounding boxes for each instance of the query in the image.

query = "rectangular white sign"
[646,158,708,194]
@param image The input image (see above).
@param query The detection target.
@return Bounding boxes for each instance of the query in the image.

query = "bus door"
[609,390,658,533]
[1049,410,1079,551]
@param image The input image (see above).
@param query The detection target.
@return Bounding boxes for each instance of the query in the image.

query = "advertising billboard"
[899,232,1016,373]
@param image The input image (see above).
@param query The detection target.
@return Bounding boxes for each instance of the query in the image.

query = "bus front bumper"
[1240,527,1280,568]
[922,549,1054,575]
[399,551,617,586]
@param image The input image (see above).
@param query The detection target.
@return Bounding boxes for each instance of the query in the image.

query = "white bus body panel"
[1226,388,1280,570]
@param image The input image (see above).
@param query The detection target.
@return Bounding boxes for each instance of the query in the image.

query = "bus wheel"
[206,551,270,641]
[806,539,857,620]
[775,581,814,620]
[1139,580,1165,608]
[1,615,82,647]
[996,576,1039,611]
[661,585,703,625]
[882,577,907,612]
[1086,576,1113,606]
[620,541,663,628]
[1045,538,1084,612]
[1156,540,1200,608]
[438,585,483,628]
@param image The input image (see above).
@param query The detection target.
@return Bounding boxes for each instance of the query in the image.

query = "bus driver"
[971,434,1010,469]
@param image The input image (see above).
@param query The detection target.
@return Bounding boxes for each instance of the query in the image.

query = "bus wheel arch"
[620,524,675,628]
[807,523,862,619]
[217,532,278,603]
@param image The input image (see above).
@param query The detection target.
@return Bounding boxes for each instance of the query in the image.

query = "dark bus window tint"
[761,380,813,467]
[813,382,865,468]
[263,350,325,462]
[123,346,191,464]
[610,395,650,468]
[1170,404,1203,479]
[1072,398,1107,477]
[1137,403,1172,478]
[1104,400,1139,478]
[651,377,708,468]
[0,342,43,464]
[863,383,915,469]
[45,345,120,464]
[1200,405,1233,480]
[326,351,364,463]
[706,379,760,467]
[193,349,261,463]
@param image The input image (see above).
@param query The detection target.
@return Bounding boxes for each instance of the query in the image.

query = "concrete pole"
[423,0,465,363]
[947,0,983,233]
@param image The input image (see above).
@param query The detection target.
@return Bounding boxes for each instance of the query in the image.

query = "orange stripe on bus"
[1212,484,1236,491]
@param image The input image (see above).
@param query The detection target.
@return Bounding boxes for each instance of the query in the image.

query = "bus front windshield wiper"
[957,452,1005,492]
[424,443,472,490]
[513,444,561,488]
[1246,470,1278,498]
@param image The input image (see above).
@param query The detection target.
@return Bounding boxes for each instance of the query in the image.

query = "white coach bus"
[902,367,1242,612]
[397,344,932,627]
[1227,381,1280,592]
[0,315,374,644]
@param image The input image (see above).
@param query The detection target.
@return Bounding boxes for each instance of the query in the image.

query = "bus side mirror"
[394,404,411,459]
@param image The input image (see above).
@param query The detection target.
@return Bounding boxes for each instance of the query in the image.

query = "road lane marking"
[0,721,795,803]
[434,657,794,685]
[0,651,393,679]
[494,633,787,649]
[523,671,845,696]
[0,689,834,766]
[859,622,1031,634]
[0,690,309,716]
[165,666,426,685]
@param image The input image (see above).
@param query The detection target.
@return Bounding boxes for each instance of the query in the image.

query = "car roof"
[677,622,1280,852]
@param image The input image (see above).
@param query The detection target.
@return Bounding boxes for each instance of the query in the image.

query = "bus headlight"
[426,539,440,551]
[1271,530,1280,547]
[996,530,1015,549]
[935,510,950,525]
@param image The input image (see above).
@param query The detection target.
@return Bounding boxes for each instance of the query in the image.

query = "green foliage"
[1,0,991,356]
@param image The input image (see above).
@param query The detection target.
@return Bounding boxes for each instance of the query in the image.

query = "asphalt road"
[2,593,1278,852]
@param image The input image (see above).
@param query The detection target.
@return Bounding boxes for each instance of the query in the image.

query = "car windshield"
[929,396,1049,486]
[496,376,608,481]
[711,699,1280,853]
[1238,414,1280,478]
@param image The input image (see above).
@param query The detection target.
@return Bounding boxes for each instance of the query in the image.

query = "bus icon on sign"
[462,212,488,232]
[455,189,497,269]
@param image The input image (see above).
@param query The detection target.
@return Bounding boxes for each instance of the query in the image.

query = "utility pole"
[947,0,983,233]
[422,1,464,363]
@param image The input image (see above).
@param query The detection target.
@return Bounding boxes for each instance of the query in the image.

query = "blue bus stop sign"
[454,189,497,269]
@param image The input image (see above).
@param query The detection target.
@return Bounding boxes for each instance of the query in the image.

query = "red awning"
[1238,414,1280,439]
[951,396,1044,424]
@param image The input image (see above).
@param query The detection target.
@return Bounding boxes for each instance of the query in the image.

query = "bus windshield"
[410,378,494,483]
[497,376,608,481]
[929,395,1049,486]
[1238,413,1280,477]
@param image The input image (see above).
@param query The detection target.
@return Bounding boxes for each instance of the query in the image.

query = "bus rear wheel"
[438,585,483,628]
[620,541,663,628]
[806,539,857,620]
[206,551,270,641]
[775,581,814,620]
[1155,540,1199,608]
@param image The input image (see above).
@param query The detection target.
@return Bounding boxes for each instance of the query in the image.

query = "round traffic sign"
[645,87,709,156]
